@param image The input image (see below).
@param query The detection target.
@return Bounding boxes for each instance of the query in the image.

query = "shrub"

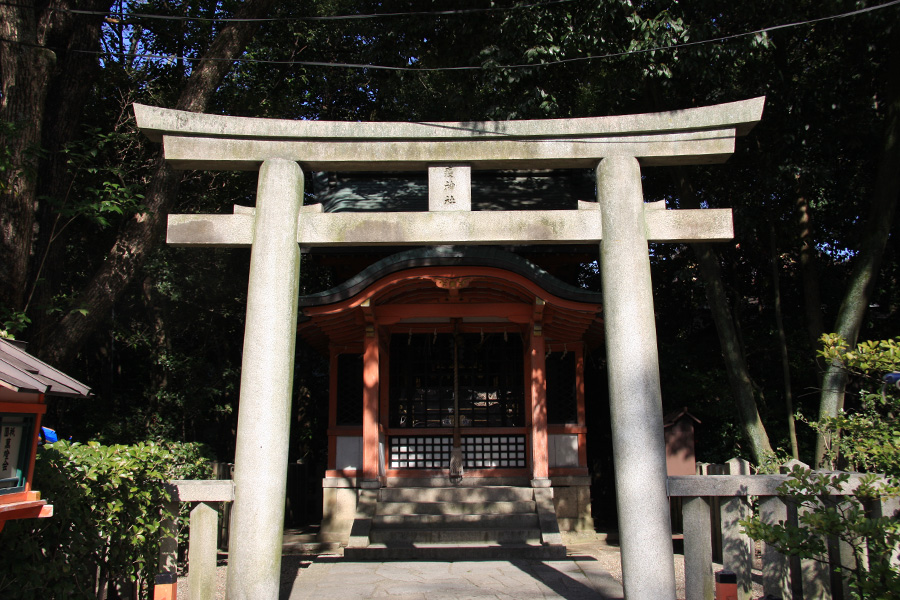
[742,466,900,599]
[815,335,900,476]
[0,440,211,600]
[743,335,900,599]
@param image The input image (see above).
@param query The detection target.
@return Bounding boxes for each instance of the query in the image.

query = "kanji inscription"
[429,165,471,211]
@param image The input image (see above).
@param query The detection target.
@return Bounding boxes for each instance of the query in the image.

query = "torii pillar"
[134,97,764,600]
[225,159,303,598]
[597,156,676,597]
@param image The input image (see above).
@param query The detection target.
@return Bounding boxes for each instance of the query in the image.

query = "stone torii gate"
[134,97,764,600]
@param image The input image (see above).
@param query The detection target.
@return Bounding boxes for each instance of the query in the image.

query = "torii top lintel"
[138,98,764,248]
[134,97,764,172]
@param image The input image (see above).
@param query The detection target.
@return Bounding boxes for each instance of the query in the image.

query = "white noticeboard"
[0,418,25,487]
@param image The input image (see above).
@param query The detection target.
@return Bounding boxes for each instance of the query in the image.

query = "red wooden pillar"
[361,326,381,486]
[530,325,550,484]
[576,346,588,467]
[327,347,339,470]
[25,394,45,493]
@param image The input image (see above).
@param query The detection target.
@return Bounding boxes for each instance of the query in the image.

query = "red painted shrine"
[0,338,90,532]
[297,245,602,536]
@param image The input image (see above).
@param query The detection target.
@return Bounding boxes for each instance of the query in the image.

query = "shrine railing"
[669,459,899,600]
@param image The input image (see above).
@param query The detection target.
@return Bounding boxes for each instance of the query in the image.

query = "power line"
[1,0,898,72]
[0,0,576,22]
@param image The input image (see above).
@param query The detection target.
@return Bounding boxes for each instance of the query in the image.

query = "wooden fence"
[669,458,899,600]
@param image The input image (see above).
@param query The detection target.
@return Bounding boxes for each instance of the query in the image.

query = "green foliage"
[743,466,900,600]
[0,440,212,600]
[756,448,797,475]
[3,0,898,517]
[0,307,30,339]
[813,334,900,475]
[50,127,146,229]
[746,335,900,598]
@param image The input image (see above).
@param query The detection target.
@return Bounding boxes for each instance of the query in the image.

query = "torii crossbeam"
[135,97,764,600]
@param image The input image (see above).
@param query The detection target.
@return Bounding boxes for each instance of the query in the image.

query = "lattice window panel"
[389,435,527,469]
[547,352,578,424]
[462,435,526,468]
[389,332,524,428]
[389,436,452,469]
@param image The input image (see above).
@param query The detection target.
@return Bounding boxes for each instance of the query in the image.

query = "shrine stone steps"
[378,485,535,503]
[344,542,567,561]
[372,512,539,531]
[370,526,542,544]
[344,485,566,561]
[376,500,536,516]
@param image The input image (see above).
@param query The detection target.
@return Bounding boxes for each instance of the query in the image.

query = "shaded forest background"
[1,0,898,475]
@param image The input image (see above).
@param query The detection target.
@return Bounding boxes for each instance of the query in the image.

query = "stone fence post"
[158,480,235,600]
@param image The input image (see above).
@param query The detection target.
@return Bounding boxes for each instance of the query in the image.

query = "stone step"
[344,542,566,561]
[385,476,531,488]
[378,486,534,503]
[282,541,342,555]
[376,500,536,516]
[373,513,539,529]
[369,527,542,545]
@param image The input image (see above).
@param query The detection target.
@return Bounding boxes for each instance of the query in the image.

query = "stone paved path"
[278,556,625,599]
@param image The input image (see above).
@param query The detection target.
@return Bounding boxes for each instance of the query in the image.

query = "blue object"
[884,372,900,388]
[41,426,58,443]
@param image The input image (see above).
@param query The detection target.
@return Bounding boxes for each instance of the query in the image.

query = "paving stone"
[283,556,624,599]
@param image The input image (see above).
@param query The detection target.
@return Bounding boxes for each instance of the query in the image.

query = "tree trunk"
[794,177,825,349]
[692,241,774,463]
[0,1,56,312]
[770,224,799,460]
[27,0,113,342]
[814,30,900,467]
[36,0,277,366]
[675,172,773,464]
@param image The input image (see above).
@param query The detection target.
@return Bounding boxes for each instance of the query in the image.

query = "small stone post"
[596,156,676,599]
[189,502,219,600]
[760,496,791,598]
[871,495,900,569]
[226,159,303,599]
[683,496,714,600]
[722,458,753,599]
[155,496,179,600]
[157,497,179,576]
[828,494,858,600]
[799,502,832,600]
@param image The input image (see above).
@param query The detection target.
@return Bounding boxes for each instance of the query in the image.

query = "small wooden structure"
[0,338,90,531]
[664,406,700,477]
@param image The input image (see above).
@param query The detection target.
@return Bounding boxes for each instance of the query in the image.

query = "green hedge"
[0,440,212,600]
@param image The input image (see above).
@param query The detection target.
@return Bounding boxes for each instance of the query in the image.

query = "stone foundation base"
[318,476,595,544]
[550,477,595,532]
[319,481,359,543]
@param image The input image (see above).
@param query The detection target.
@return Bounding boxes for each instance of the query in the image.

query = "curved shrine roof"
[299,246,602,308]
[297,247,604,351]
